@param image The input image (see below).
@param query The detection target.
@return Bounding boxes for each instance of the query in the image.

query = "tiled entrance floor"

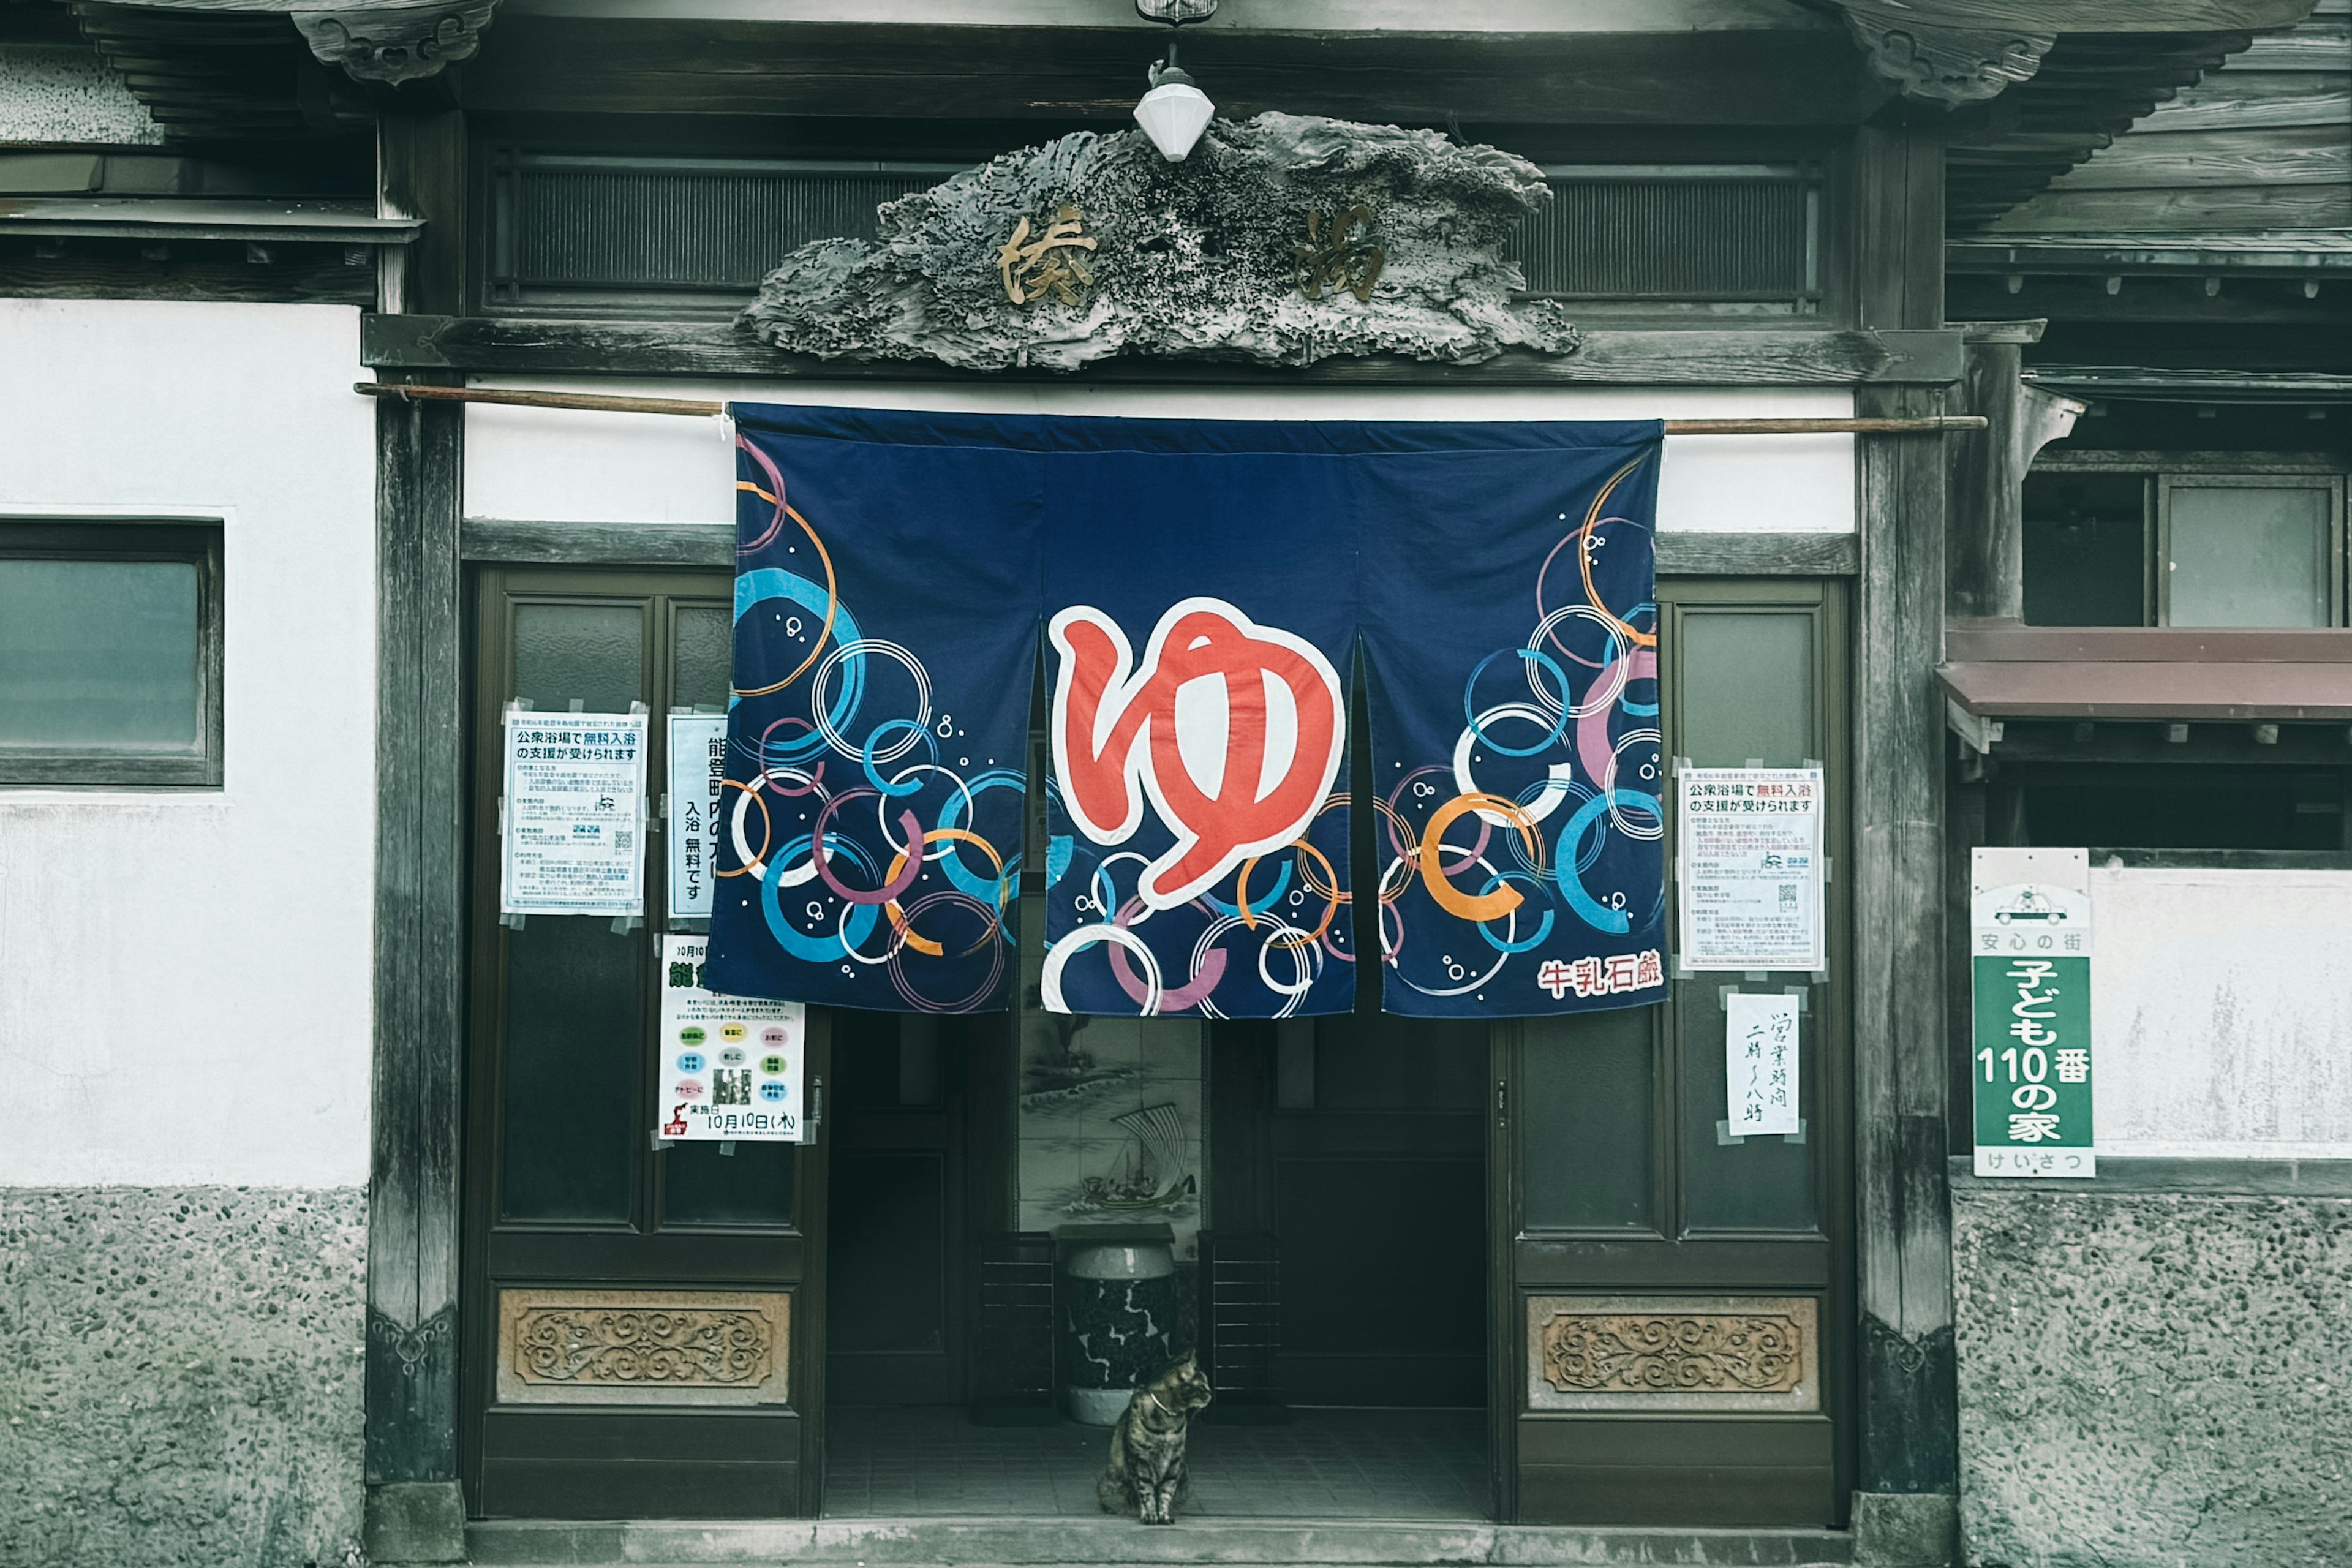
[825,1406,1488,1520]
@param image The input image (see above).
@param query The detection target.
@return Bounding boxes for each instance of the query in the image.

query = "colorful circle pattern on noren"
[703,405,1665,1020]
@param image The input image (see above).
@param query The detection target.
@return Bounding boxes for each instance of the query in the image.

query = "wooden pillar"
[1849,123,1961,1567]
[377,108,468,317]
[1948,321,2084,624]
[366,105,470,1566]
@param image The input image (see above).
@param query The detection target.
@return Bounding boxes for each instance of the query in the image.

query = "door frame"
[1487,575,1855,1526]
[454,563,831,1518]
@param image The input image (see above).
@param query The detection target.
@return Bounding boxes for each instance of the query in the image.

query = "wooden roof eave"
[1940,624,2352,725]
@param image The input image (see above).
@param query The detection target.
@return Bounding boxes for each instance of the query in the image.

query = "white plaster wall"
[2091,865,2352,1159]
[0,300,374,1186]
[466,381,1856,535]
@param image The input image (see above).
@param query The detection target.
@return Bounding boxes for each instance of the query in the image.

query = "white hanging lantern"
[1134,62,1214,163]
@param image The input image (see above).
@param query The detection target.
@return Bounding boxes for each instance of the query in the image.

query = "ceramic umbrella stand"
[1060,1229,1178,1426]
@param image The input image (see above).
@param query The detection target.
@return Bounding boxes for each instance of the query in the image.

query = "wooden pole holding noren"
[352,382,1985,434]
[357,382,726,417]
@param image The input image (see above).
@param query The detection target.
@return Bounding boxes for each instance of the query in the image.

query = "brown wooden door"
[459,567,829,1518]
[1494,578,1852,1526]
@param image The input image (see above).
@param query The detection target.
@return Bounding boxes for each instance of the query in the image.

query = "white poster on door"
[1677,766,1825,972]
[500,710,649,916]
[657,935,808,1143]
[666,714,729,922]
[1725,991,1801,1136]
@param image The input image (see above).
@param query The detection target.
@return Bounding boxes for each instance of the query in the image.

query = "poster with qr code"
[658,935,807,1142]
[1676,766,1825,973]
[500,710,649,916]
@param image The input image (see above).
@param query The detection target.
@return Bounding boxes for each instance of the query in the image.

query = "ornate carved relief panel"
[1526,1295,1819,1414]
[495,1289,792,1407]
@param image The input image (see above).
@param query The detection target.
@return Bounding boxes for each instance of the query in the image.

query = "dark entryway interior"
[821,1012,1490,1518]
[1259,1011,1488,1409]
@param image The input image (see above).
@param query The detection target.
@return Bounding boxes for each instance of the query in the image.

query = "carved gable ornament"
[739,114,1579,372]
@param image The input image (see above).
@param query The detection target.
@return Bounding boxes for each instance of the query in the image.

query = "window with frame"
[0,521,224,787]
[2024,459,2347,628]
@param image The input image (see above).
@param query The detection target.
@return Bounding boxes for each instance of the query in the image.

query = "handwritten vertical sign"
[1678,766,1825,973]
[500,710,649,916]
[1970,847,2094,1179]
[1725,992,1801,1136]
[665,714,728,922]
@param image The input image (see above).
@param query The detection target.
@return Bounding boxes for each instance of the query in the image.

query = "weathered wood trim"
[366,369,467,1510]
[1839,0,2315,27]
[377,110,468,319]
[2040,124,2351,191]
[1988,183,2352,230]
[368,108,473,1549]
[1972,720,2352,764]
[0,204,417,244]
[1657,532,1860,576]
[2030,450,2343,473]
[2139,86,2352,135]
[461,17,1886,127]
[1947,339,2083,620]
[0,251,378,307]
[1946,623,2352,662]
[361,315,1966,386]
[462,518,733,567]
[1850,124,1957,1502]
[459,519,1863,576]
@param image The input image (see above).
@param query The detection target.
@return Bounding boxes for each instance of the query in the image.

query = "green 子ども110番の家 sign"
[1970,847,2094,1178]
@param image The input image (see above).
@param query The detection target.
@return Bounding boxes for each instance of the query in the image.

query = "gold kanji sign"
[996,205,1098,306]
[1294,203,1384,303]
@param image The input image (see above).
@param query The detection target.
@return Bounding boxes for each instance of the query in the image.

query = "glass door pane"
[496,598,650,1224]
[1670,605,1820,1233]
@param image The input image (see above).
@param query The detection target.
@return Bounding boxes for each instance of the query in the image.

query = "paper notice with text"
[500,710,649,916]
[1677,766,1825,972]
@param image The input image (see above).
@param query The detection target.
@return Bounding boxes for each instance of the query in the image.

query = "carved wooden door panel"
[1494,578,1851,1525]
[459,567,829,1518]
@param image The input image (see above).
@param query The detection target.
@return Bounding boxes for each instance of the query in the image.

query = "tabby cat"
[1096,1351,1214,1524]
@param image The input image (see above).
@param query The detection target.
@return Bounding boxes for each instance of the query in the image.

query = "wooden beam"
[0,249,375,306]
[1657,531,1861,575]
[363,383,1983,433]
[2041,126,2351,190]
[2139,86,2352,135]
[462,517,733,567]
[360,315,1967,386]
[459,18,1885,127]
[1846,0,2314,25]
[1991,184,2352,229]
[459,518,1865,576]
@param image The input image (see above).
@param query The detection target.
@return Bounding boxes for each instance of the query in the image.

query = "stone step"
[467,1516,1855,1568]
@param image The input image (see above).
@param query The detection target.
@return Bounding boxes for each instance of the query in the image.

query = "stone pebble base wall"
[0,1187,365,1568]
[1953,1188,2352,1568]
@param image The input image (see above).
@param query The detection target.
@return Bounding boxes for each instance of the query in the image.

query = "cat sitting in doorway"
[1097,1352,1214,1524]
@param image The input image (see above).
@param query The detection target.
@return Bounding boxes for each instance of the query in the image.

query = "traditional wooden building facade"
[1,4,2346,1567]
